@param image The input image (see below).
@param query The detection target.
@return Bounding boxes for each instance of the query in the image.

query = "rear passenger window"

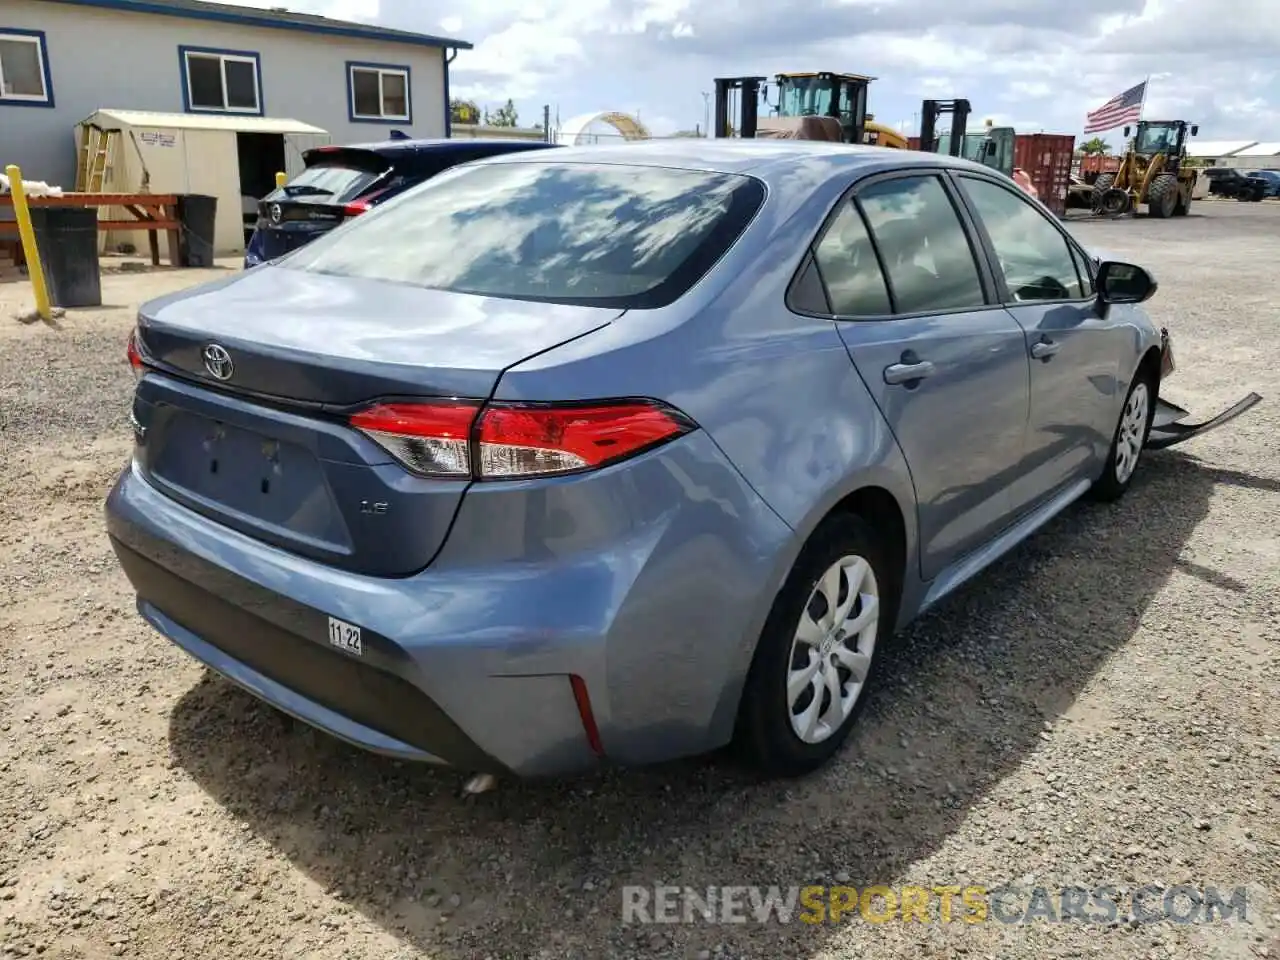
[856,176,987,315]
[812,201,891,316]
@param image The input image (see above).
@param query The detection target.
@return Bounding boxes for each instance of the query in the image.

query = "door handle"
[883,360,936,385]
[1030,339,1060,361]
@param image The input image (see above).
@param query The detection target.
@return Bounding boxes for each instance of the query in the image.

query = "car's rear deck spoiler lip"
[1146,393,1263,450]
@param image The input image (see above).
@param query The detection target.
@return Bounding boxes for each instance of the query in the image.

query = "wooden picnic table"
[0,192,181,267]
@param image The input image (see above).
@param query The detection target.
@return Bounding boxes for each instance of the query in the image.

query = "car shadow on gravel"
[167,448,1218,959]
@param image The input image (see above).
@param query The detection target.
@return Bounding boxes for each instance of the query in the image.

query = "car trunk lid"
[131,267,620,575]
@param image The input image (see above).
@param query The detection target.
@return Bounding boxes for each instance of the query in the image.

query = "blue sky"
[229,0,1279,144]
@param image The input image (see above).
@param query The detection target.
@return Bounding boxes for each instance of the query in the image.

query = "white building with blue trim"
[0,0,471,190]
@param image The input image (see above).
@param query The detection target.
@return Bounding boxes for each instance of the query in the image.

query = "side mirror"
[1191,124,1199,136]
[1097,260,1157,305]
[1123,125,1131,138]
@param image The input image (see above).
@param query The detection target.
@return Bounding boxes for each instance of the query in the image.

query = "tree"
[450,98,481,125]
[489,99,519,128]
[1080,136,1111,155]
[671,129,703,138]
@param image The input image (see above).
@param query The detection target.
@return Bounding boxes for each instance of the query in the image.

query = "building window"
[0,28,53,106]
[347,62,411,123]
[180,46,262,114]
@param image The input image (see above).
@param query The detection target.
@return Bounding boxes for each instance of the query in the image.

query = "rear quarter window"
[280,161,766,309]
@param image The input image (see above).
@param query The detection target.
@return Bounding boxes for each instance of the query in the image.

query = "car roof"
[472,138,1004,192]
[329,138,560,157]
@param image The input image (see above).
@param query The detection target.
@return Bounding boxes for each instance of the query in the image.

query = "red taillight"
[343,200,372,217]
[348,401,479,477]
[477,402,691,478]
[126,330,145,380]
[347,399,694,480]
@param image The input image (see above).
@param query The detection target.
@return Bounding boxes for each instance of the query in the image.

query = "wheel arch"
[711,475,916,743]
[714,478,915,752]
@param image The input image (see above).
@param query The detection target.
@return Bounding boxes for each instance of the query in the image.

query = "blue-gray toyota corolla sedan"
[106,140,1254,781]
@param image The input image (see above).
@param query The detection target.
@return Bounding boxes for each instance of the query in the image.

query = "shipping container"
[1080,154,1122,175]
[1013,134,1075,217]
[907,136,922,151]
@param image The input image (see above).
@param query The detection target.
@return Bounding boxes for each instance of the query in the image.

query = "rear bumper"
[105,432,794,776]
[112,538,507,770]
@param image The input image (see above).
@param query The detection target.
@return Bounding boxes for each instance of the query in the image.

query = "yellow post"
[5,165,52,322]
[275,171,287,189]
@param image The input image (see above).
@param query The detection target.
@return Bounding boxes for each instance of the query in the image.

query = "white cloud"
[219,0,1280,141]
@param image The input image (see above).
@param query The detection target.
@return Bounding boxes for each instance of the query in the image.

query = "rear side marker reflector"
[569,674,605,757]
[348,399,695,480]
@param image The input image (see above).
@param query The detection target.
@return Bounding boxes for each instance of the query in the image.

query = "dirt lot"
[1,207,1277,960]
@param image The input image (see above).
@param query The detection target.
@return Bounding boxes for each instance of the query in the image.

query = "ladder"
[77,125,119,193]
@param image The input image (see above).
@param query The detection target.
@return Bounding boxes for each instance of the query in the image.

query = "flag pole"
[1138,75,1150,122]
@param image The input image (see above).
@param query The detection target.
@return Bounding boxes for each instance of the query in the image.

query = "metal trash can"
[176,194,218,267]
[29,206,102,308]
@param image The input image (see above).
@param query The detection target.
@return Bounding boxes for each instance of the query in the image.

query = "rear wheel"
[1090,369,1156,502]
[1146,174,1178,218]
[735,513,895,778]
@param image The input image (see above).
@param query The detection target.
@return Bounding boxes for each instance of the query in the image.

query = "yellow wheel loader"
[711,71,909,147]
[1091,120,1200,218]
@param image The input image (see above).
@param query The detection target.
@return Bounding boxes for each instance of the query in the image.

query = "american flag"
[1084,81,1147,134]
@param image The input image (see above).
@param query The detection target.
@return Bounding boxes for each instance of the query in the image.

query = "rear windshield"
[278,161,766,308]
[267,161,387,205]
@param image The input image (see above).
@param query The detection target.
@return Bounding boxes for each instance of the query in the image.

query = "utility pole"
[543,104,550,143]
[702,92,711,137]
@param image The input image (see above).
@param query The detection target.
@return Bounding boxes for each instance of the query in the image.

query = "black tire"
[734,513,896,778]
[1090,367,1157,502]
[1173,187,1190,216]
[1091,173,1116,210]
[1146,174,1177,218]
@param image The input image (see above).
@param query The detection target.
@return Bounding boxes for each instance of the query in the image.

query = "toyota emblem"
[269,203,282,223]
[201,343,234,381]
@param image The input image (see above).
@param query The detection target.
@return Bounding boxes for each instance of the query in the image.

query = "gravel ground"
[1,207,1277,960]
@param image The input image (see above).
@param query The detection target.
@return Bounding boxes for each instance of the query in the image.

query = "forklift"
[917,98,1016,177]
[712,72,876,145]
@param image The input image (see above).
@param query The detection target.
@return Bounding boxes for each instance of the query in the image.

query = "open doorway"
[236,132,287,246]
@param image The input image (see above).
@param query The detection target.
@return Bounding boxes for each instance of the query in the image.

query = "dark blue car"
[1246,170,1280,198]
[244,137,560,268]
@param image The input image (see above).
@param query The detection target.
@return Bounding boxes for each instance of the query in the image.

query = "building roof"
[86,108,327,134]
[1186,140,1258,158]
[1234,142,1280,156]
[41,0,473,50]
